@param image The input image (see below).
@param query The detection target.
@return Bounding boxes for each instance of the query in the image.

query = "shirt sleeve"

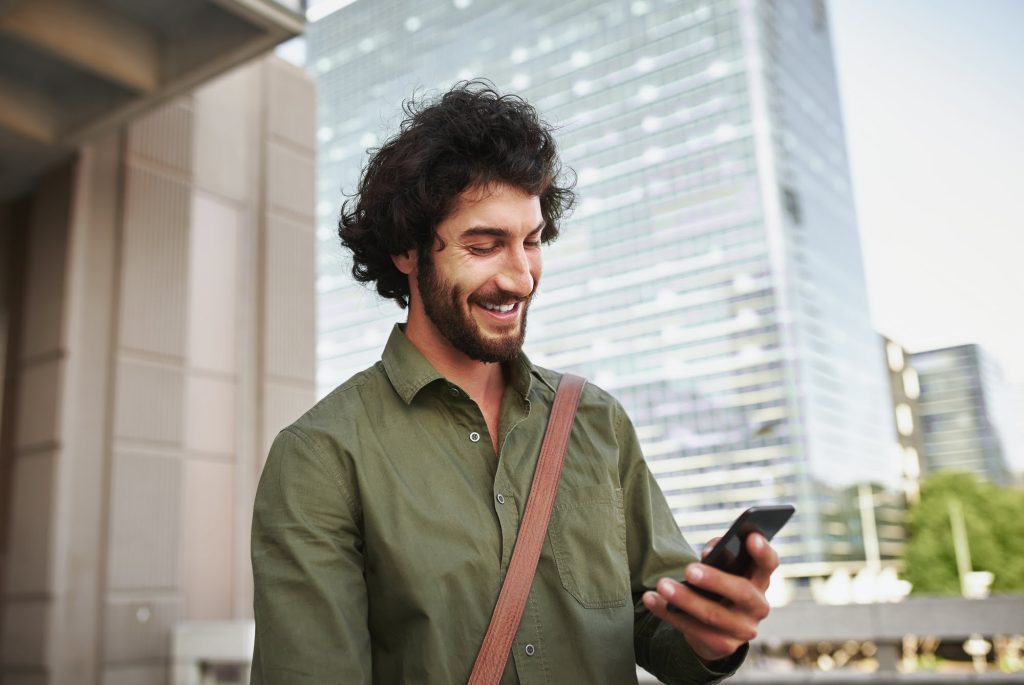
[250,427,371,684]
[615,405,748,685]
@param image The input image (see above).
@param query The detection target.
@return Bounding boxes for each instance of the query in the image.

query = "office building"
[882,336,927,504]
[911,344,1017,484]
[309,0,900,571]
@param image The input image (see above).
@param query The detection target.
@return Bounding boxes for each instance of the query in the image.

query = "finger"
[682,565,770,622]
[642,588,740,644]
[653,577,762,640]
[701,537,721,560]
[641,588,751,661]
[745,534,780,590]
[665,605,751,661]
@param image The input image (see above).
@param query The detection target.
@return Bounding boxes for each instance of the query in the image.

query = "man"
[251,82,779,684]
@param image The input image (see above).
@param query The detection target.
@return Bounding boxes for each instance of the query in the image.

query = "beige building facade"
[0,55,316,684]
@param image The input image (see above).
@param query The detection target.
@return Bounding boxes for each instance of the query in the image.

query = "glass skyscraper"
[308,0,900,570]
[912,344,1016,484]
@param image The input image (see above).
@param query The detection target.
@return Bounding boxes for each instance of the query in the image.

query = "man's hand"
[641,533,780,664]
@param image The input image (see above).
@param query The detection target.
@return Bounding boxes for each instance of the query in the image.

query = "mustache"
[469,286,536,306]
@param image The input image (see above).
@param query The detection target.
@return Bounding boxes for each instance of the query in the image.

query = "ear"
[392,249,417,276]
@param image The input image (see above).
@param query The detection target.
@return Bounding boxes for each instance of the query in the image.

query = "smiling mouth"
[474,300,523,324]
[480,302,517,313]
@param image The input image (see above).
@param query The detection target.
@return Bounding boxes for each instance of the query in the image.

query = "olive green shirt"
[251,325,745,684]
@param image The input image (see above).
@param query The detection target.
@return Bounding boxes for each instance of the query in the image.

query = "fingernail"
[642,592,656,608]
[751,534,764,549]
[657,578,676,598]
[686,564,703,582]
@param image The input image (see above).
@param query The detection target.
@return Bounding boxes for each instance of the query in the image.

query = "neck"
[403,308,507,406]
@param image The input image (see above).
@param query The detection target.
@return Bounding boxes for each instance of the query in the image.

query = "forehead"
[440,183,543,234]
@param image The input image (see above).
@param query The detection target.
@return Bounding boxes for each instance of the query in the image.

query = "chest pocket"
[547,484,630,609]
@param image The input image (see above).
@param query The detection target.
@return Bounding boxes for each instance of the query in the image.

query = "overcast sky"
[828,0,1024,385]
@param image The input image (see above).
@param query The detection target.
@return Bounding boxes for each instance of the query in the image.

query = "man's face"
[415,183,544,363]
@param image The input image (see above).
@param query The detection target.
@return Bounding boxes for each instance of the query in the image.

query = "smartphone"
[669,504,795,608]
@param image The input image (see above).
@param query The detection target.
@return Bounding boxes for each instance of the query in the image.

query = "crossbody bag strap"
[467,373,587,685]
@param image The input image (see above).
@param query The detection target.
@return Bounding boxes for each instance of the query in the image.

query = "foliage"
[904,471,1024,595]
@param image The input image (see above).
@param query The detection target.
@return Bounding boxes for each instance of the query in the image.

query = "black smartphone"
[669,504,794,608]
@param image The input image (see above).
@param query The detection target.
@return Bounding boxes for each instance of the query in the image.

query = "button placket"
[510,595,546,680]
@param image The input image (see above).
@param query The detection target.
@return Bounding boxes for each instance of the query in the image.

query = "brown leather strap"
[468,373,586,685]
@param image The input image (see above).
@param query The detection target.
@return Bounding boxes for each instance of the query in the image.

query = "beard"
[416,250,532,364]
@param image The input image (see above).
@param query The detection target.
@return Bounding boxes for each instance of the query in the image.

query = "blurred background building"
[911,343,1019,484]
[0,1,313,682]
[882,336,926,504]
[308,0,903,585]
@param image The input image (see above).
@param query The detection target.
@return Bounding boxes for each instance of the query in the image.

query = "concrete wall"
[0,55,316,685]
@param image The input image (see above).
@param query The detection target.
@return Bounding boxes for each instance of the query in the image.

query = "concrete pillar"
[875,640,900,672]
[0,56,315,685]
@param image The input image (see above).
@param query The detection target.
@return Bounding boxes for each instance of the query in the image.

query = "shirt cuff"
[696,642,749,680]
[640,616,749,685]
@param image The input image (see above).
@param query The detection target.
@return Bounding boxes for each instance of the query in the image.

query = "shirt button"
[449,387,459,397]
[496,494,505,505]
[469,431,481,443]
[525,644,535,656]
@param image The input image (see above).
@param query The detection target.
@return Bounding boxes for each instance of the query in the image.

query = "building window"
[902,446,920,479]
[810,0,826,32]
[895,403,914,437]
[886,341,904,373]
[902,367,920,400]
[781,186,802,224]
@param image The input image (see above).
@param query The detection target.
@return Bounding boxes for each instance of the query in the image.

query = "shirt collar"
[381,323,541,405]
[381,324,445,404]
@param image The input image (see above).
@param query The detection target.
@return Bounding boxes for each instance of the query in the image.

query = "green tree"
[905,471,1024,595]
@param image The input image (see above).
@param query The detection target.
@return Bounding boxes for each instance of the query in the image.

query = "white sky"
[828,0,1024,384]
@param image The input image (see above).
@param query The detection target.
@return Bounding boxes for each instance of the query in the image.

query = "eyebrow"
[459,222,546,240]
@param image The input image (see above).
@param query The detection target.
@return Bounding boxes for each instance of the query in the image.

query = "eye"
[467,244,498,255]
[524,239,541,249]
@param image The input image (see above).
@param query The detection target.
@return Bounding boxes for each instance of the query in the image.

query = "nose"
[496,245,536,297]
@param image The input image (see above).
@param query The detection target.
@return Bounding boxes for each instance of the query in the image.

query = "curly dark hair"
[338,80,576,308]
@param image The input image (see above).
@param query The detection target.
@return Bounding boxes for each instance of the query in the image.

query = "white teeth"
[482,303,515,313]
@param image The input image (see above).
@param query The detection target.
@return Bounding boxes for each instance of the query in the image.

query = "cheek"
[530,253,543,281]
[460,271,493,300]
